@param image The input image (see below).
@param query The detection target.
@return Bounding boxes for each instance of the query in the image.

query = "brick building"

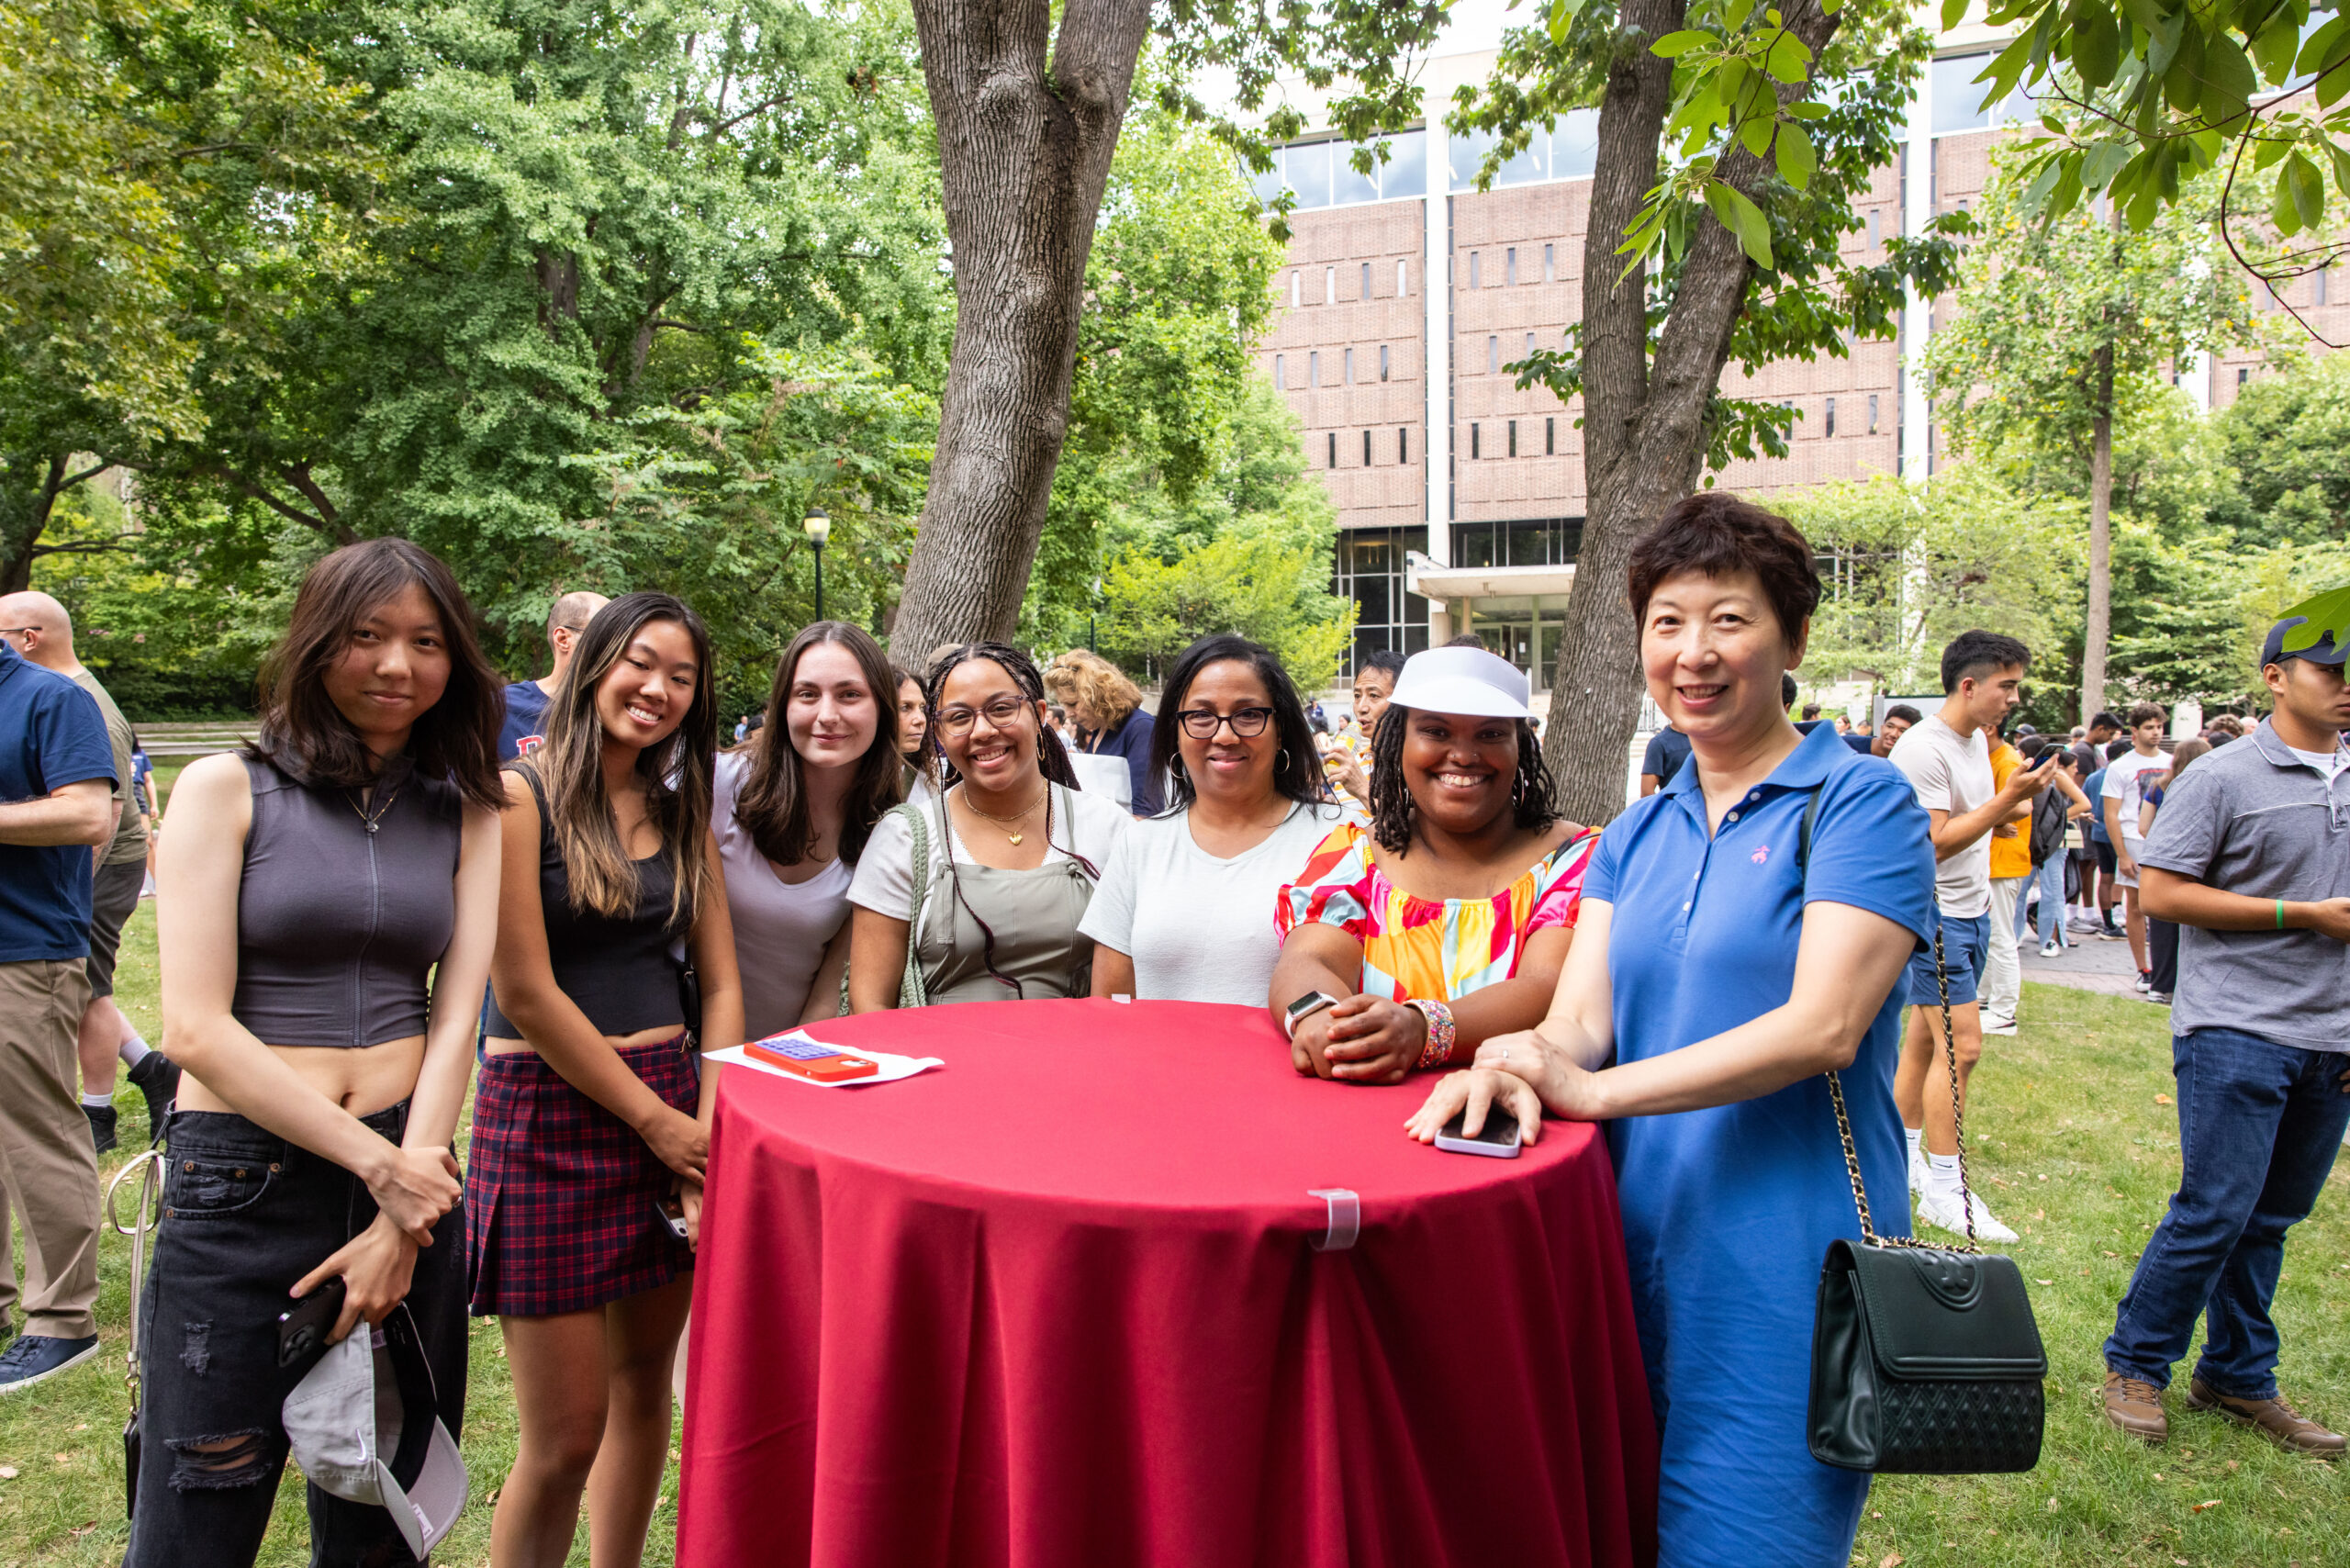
[1255,10,2341,686]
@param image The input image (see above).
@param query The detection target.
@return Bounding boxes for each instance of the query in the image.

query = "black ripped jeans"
[125,1103,467,1568]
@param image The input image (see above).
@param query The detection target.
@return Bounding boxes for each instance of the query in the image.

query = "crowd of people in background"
[0,491,2342,1567]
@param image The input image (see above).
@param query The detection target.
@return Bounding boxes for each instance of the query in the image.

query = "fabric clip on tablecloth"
[1307,1188,1360,1250]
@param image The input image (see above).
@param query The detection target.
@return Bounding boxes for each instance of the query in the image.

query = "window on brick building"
[1507,247,1517,285]
[1472,423,1481,458]
[1361,262,1371,298]
[1380,344,1391,381]
[1867,394,1879,434]
[1344,347,1355,384]
[1364,429,1373,465]
[1326,265,1337,304]
[2239,367,2250,386]
[1328,431,1338,467]
[1488,336,1499,374]
[1399,427,1409,463]
[1544,243,1554,282]
[1291,272,1302,308]
[1526,331,1536,359]
[1868,210,1879,248]
[1546,416,1555,455]
[1825,398,1836,438]
[1309,350,1320,386]
[1398,259,1409,297]
[1470,252,1481,288]
[1508,419,1517,456]
[2320,270,2331,306]
[1273,353,1284,388]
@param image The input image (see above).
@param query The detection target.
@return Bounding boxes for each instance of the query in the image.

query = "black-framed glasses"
[1177,706,1275,740]
[936,696,1033,736]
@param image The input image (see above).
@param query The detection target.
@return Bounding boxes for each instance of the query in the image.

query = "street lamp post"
[803,507,831,622]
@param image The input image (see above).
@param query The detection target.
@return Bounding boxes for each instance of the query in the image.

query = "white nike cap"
[1385,646,1535,720]
[283,1305,468,1558]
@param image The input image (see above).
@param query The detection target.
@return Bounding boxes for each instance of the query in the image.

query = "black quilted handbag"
[1806,918,2049,1474]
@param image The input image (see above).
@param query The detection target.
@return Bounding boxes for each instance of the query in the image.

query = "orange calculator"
[744,1035,879,1082]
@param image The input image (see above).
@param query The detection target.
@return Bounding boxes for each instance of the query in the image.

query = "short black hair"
[1781,672,1798,710]
[1884,702,1924,726]
[1150,634,1326,814]
[1940,629,2031,693]
[1629,492,1821,644]
[1800,701,1821,720]
[2089,711,2124,732]
[1355,649,1408,683]
[1441,633,1486,649]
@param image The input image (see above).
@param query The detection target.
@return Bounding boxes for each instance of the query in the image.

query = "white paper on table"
[705,1029,943,1088]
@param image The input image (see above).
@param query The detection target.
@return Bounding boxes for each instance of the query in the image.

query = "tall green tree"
[1450,0,1966,822]
[2208,348,2350,547]
[1923,149,2254,722]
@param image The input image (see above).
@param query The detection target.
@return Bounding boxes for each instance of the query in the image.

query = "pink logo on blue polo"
[1751,846,1771,865]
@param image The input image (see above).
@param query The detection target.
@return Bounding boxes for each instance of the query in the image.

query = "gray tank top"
[232,752,463,1048]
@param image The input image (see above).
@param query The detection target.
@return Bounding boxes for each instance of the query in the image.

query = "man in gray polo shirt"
[2099,615,2350,1453]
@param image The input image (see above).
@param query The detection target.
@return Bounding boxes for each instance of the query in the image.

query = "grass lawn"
[5,915,2343,1566]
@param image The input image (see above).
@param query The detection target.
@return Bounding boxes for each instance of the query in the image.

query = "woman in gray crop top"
[470,591,744,1568]
[136,540,507,1567]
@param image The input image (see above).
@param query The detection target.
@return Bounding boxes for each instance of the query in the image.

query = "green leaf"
[2118,0,2164,33]
[1727,0,1754,27]
[1776,120,1815,189]
[2069,0,2120,86]
[2328,142,2350,200]
[2200,34,2255,128]
[1651,29,1715,57]
[2081,140,2130,190]
[1707,180,1774,268]
[2294,14,2350,78]
[2276,584,2350,654]
[1942,0,1969,28]
[1740,110,1774,157]
[1764,29,1814,84]
[2252,14,2300,86]
[2285,149,2326,231]
[2270,161,2306,235]
[2163,21,2205,115]
[1785,101,1830,119]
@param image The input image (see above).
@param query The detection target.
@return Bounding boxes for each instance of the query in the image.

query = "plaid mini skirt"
[464,1035,697,1317]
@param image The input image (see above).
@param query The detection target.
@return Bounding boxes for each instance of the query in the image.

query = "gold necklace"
[347,778,403,835]
[960,785,1047,846]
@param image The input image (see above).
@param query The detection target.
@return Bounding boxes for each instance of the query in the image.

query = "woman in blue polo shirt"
[1408,494,1936,1568]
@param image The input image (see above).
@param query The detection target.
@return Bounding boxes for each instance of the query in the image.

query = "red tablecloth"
[677,999,1656,1568]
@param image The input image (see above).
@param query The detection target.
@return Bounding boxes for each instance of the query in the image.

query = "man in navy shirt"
[499,589,609,758]
[0,633,116,1392]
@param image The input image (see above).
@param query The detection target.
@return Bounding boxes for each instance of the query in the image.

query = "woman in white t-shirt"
[847,643,1129,1006]
[714,622,905,1037]
[1081,635,1342,1004]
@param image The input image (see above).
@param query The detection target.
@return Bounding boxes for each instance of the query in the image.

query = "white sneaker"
[1908,1142,1928,1195]
[1917,1186,2019,1243]
[2039,940,2062,958]
[1981,1013,2019,1036]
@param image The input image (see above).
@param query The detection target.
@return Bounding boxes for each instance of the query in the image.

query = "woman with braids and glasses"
[1269,645,1597,1083]
[847,643,1130,1007]
[471,592,745,1568]
[1080,635,1344,1004]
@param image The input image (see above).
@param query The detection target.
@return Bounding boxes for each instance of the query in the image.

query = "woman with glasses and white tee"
[846,644,1130,1008]
[1081,636,1344,1004]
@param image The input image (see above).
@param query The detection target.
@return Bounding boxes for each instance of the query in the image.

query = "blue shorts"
[1907,911,1992,1008]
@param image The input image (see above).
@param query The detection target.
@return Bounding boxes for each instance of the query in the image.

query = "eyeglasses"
[1177,706,1274,739]
[936,696,1032,736]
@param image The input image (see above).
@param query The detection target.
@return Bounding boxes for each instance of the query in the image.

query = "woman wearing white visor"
[1269,645,1598,1081]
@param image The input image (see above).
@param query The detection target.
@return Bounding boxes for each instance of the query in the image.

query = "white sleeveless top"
[713,751,854,1037]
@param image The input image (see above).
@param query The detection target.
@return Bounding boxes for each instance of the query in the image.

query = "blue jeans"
[2026,855,2068,947]
[2105,1029,2350,1398]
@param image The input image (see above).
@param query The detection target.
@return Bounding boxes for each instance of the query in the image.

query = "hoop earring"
[1278,748,1290,772]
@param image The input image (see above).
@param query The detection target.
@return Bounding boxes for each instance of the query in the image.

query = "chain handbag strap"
[106,1151,166,1409]
[1824,914,1978,1253]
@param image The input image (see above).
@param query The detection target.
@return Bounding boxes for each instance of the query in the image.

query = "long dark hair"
[921,642,1093,998]
[735,622,902,868]
[249,538,504,810]
[520,592,717,929]
[1367,705,1560,855]
[1150,634,1326,814]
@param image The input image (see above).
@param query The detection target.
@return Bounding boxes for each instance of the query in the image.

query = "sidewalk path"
[2017,915,2151,999]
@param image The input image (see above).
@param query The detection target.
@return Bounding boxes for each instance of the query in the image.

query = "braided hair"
[1365,705,1561,855]
[921,643,1098,997]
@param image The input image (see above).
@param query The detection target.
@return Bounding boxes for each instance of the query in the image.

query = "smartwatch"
[1282,990,1341,1040]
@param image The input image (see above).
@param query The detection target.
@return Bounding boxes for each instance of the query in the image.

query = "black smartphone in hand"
[277,1276,347,1369]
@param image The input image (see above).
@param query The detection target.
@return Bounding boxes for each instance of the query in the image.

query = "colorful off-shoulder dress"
[1273,820,1599,1001]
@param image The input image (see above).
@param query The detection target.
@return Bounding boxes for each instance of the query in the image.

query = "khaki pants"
[0,959,101,1337]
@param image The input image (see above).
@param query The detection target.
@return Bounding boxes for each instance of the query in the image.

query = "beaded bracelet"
[1407,998,1457,1070]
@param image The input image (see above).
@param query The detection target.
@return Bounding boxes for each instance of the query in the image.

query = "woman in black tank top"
[470,592,744,1568]
[137,540,504,1568]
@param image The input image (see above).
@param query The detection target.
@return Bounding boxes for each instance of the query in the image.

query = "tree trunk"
[889,0,1150,655]
[2079,346,2114,724]
[0,451,86,595]
[1540,0,1841,825]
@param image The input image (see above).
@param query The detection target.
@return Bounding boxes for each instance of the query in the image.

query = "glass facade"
[1460,597,1571,689]
[1449,517,1584,569]
[1252,130,1429,211]
[1449,110,1602,192]
[1335,528,1432,666]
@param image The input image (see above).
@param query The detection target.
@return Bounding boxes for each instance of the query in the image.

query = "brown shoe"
[2102,1370,2167,1443]
[2186,1378,2345,1457]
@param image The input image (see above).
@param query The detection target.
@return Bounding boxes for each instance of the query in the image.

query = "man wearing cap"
[2100,616,2350,1453]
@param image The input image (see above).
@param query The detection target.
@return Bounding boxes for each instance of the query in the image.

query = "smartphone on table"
[744,1034,879,1082]
[1434,1106,1524,1159]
